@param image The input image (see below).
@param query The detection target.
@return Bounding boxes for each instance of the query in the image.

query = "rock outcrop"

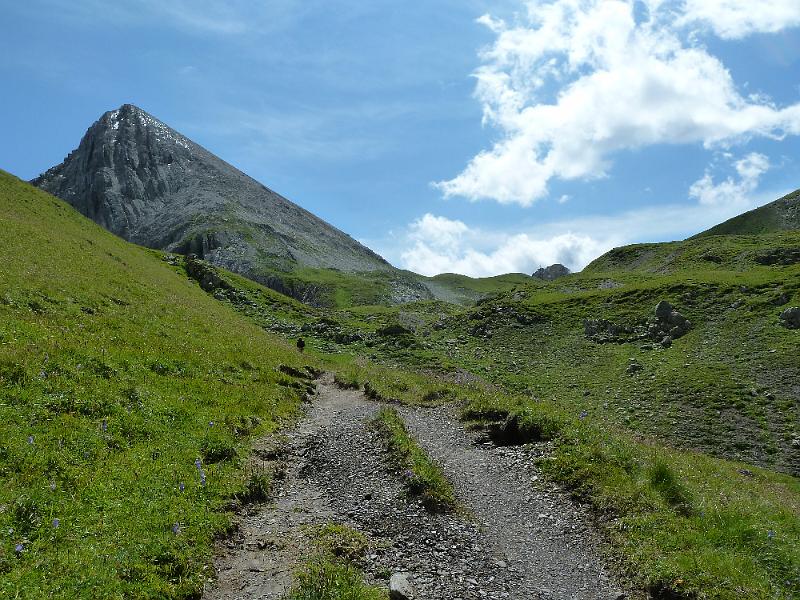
[533,263,571,281]
[584,300,692,346]
[779,307,800,329]
[755,247,800,266]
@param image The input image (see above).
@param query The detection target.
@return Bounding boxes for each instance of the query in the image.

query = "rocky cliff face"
[532,263,571,281]
[33,104,393,280]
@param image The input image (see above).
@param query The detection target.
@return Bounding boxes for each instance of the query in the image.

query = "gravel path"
[203,376,629,600]
[399,405,625,600]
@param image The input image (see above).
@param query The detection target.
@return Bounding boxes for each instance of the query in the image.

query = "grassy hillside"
[694,189,800,237]
[198,230,799,475]
[256,268,534,309]
[585,230,800,275]
[419,272,534,304]
[4,165,798,599]
[0,171,317,598]
[170,226,800,596]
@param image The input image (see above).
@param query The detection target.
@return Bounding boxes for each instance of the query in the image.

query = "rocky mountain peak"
[32,105,396,295]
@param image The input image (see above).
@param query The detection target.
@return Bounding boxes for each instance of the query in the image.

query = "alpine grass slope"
[0,170,317,598]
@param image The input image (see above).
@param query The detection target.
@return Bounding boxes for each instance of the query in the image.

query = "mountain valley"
[1,106,799,600]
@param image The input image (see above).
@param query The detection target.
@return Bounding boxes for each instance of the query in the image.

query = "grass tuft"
[648,458,693,512]
[285,558,384,600]
[309,523,370,562]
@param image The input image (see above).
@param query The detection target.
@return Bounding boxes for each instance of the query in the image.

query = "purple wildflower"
[178,482,185,492]
[579,410,588,419]
[52,518,60,529]
[403,469,414,479]
[195,458,206,486]
[172,523,181,535]
[209,421,214,427]
[27,435,34,445]
[14,543,23,554]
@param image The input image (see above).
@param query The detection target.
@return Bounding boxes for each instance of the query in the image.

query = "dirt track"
[203,375,628,600]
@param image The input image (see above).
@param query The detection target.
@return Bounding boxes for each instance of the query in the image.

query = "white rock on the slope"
[389,572,415,600]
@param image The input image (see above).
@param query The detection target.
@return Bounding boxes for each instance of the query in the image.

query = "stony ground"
[203,375,630,600]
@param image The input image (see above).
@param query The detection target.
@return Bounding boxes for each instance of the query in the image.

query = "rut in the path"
[203,375,628,600]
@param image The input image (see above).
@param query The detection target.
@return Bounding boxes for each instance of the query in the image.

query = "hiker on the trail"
[296,337,306,353]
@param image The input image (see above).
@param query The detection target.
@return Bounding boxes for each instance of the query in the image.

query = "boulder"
[389,573,415,600]
[584,300,690,345]
[378,324,414,337]
[626,361,643,374]
[651,301,691,342]
[779,307,800,329]
[654,300,673,321]
[667,310,689,329]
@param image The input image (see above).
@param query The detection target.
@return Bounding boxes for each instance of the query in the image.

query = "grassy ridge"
[0,171,316,598]
[372,407,457,512]
[694,189,800,237]
[435,266,800,473]
[584,230,800,274]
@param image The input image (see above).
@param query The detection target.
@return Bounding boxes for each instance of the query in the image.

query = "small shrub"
[421,387,457,404]
[333,372,361,390]
[226,415,262,437]
[200,433,237,463]
[362,382,383,401]
[239,466,271,503]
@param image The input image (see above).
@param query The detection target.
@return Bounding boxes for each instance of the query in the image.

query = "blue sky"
[2,0,800,276]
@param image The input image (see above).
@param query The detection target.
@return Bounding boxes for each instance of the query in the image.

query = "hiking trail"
[203,374,629,600]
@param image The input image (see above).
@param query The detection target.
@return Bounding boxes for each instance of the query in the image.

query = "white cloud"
[400,213,616,277]
[689,152,770,207]
[680,0,800,39]
[436,0,800,206]
[393,157,783,277]
[408,213,470,252]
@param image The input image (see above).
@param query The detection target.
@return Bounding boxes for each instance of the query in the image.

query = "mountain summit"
[33,104,400,300]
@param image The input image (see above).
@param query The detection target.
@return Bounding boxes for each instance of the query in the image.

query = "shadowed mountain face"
[32,104,394,287]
